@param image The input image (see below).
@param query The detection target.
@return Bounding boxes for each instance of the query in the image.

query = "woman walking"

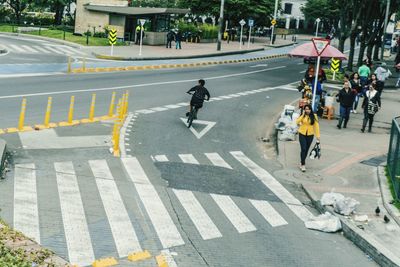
[350,72,361,113]
[296,104,320,172]
[361,83,381,133]
[337,81,355,129]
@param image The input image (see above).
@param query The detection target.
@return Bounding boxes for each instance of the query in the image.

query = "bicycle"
[187,103,201,128]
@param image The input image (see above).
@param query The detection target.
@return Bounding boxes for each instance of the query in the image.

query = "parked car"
[303,57,330,65]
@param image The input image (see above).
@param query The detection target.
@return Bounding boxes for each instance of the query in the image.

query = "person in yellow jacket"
[296,104,320,172]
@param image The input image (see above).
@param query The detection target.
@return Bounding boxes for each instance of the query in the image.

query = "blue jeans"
[312,94,321,112]
[176,41,181,49]
[353,92,363,110]
[340,105,352,120]
[360,76,368,87]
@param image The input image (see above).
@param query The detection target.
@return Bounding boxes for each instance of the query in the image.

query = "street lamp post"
[380,0,391,60]
[217,0,225,51]
[315,18,321,37]
[270,0,279,45]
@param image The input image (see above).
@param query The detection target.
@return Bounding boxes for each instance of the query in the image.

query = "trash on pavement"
[305,212,342,232]
[276,105,299,141]
[354,215,369,222]
[320,192,359,216]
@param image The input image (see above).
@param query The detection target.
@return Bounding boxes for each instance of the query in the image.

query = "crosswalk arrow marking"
[180,118,216,139]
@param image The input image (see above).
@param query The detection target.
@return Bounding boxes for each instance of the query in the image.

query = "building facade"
[278,0,307,29]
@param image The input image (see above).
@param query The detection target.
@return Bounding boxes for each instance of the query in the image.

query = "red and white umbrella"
[289,41,347,60]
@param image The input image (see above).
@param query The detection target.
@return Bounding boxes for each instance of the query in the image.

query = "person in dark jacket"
[361,83,381,133]
[166,30,175,48]
[337,81,355,129]
[350,72,362,113]
[186,79,210,116]
[175,30,182,49]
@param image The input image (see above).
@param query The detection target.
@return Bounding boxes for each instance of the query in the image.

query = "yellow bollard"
[108,92,116,117]
[81,93,100,123]
[18,98,27,130]
[7,98,33,133]
[123,91,129,117]
[82,57,86,72]
[44,97,52,127]
[67,56,72,73]
[59,96,80,126]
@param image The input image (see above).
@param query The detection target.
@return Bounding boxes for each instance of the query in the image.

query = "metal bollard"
[68,96,75,123]
[89,93,96,121]
[123,91,129,117]
[18,98,27,131]
[67,56,72,74]
[108,92,116,117]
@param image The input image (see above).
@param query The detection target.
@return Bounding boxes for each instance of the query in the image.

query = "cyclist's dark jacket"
[187,85,210,104]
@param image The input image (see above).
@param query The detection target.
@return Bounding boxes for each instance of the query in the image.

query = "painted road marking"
[230,151,314,222]
[0,66,288,99]
[178,154,200,164]
[164,104,181,109]
[205,152,232,169]
[59,45,87,56]
[180,118,217,139]
[13,163,40,243]
[211,194,256,233]
[154,155,169,162]
[136,109,156,114]
[151,107,169,112]
[121,157,185,248]
[9,44,25,53]
[55,162,95,266]
[32,45,51,53]
[44,46,65,55]
[173,189,222,240]
[250,199,288,227]
[21,45,39,53]
[89,160,141,257]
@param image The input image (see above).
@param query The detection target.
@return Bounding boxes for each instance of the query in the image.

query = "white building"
[278,0,307,29]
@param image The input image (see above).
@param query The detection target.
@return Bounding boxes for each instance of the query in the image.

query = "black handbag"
[309,142,321,159]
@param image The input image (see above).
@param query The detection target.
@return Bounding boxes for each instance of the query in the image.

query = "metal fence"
[387,116,400,201]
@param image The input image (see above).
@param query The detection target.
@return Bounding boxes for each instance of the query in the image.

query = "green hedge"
[198,24,218,39]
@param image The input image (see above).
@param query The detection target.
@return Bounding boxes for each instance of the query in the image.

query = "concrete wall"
[280,0,306,19]
[75,0,127,36]
[143,32,166,45]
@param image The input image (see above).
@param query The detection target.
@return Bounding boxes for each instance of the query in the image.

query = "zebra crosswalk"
[1,151,311,266]
[1,44,87,56]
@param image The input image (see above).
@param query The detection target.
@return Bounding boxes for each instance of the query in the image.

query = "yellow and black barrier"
[68,54,289,74]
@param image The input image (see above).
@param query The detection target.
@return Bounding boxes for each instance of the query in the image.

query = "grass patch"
[0,24,127,46]
[324,68,345,82]
[385,166,400,210]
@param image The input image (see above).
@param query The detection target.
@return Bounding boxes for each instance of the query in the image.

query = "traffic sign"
[139,19,146,26]
[312,38,329,56]
[248,19,254,27]
[239,19,246,26]
[330,58,341,72]
[108,29,117,45]
[271,19,277,26]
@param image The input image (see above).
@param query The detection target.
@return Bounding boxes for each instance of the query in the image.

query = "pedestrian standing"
[304,64,315,83]
[358,60,371,88]
[311,78,322,113]
[350,72,362,113]
[166,30,175,48]
[374,62,391,96]
[175,30,182,49]
[336,81,355,129]
[361,83,381,133]
[296,104,320,172]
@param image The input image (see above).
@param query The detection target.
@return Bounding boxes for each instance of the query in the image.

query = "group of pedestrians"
[166,30,183,49]
[296,59,390,172]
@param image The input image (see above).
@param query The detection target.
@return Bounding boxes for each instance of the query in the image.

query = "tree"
[0,0,31,23]
[301,0,339,33]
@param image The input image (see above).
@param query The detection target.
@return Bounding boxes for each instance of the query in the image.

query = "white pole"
[312,56,321,111]
[270,0,279,45]
[239,24,244,49]
[139,27,143,56]
[315,21,319,37]
[247,25,252,48]
[111,44,114,56]
[332,71,336,81]
[217,0,225,51]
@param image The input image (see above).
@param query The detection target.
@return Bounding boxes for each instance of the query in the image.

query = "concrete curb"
[71,53,289,74]
[377,164,400,226]
[301,183,400,267]
[265,42,297,48]
[92,47,265,61]
[0,139,7,178]
[0,32,83,48]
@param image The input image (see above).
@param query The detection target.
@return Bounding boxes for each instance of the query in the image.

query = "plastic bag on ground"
[333,197,360,216]
[320,192,345,206]
[305,212,342,232]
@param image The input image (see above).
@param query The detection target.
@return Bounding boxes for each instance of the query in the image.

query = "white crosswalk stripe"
[9,44,25,53]
[89,159,142,257]
[55,162,95,266]
[121,157,185,248]
[21,45,39,53]
[13,163,40,243]
[44,45,65,55]
[178,154,199,164]
[32,45,52,53]
[4,151,303,263]
[58,45,87,56]
[173,189,223,240]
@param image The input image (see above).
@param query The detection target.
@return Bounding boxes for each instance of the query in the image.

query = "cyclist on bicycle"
[186,79,210,117]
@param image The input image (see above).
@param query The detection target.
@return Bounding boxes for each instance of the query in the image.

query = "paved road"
[0,57,377,266]
[0,34,90,65]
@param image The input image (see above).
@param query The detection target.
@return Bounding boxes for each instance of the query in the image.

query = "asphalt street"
[0,49,378,266]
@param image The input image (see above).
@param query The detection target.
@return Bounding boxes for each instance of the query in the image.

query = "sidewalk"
[275,88,400,266]
[89,36,295,60]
